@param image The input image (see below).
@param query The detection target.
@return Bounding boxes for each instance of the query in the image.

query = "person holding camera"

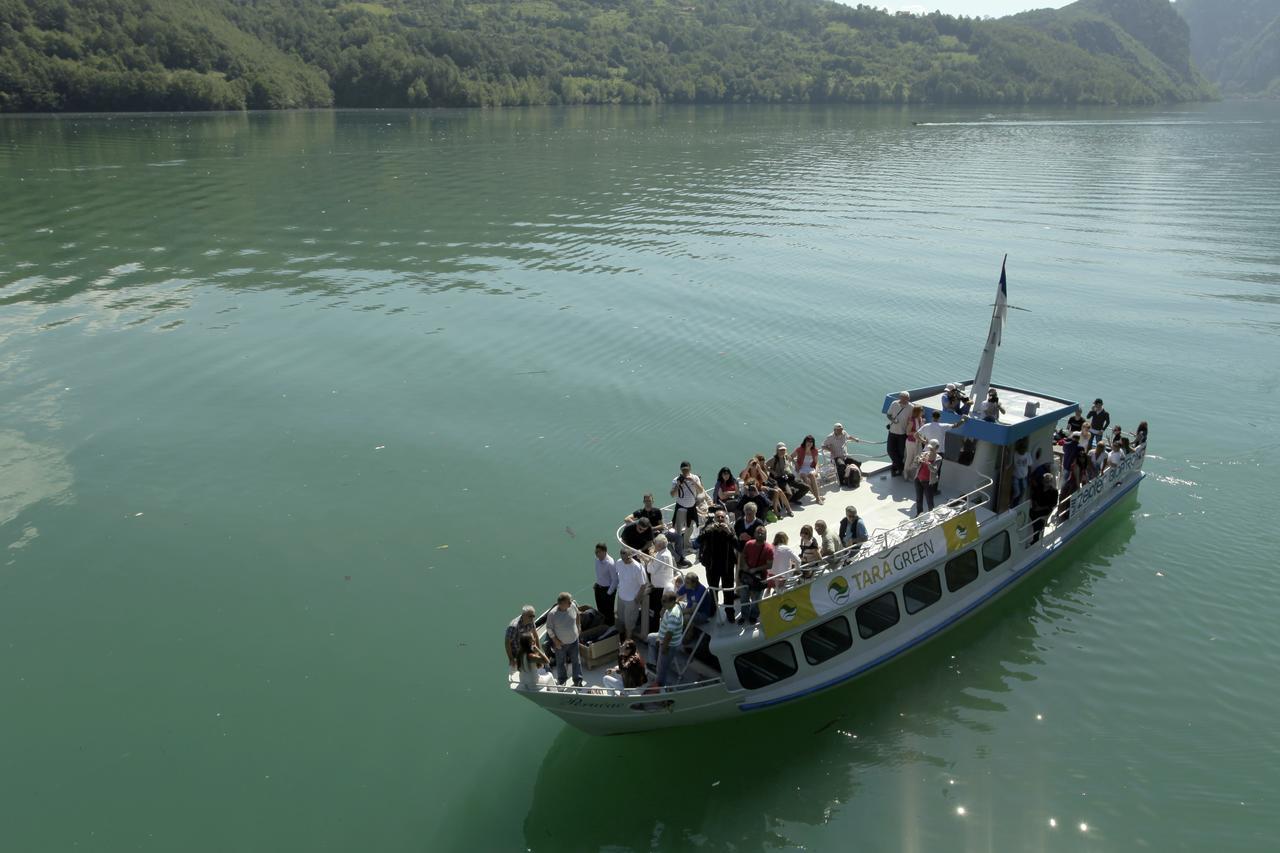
[941,383,971,415]
[975,388,1006,422]
[669,461,705,560]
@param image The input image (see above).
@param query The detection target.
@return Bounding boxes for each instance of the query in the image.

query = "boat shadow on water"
[517,496,1141,851]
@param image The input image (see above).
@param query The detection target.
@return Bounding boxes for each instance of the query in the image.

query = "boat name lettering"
[890,538,936,572]
[1070,446,1144,517]
[564,697,627,710]
[855,563,892,591]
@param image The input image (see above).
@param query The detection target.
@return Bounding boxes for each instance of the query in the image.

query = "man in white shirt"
[886,391,912,476]
[918,410,966,450]
[592,543,618,626]
[669,460,706,559]
[1106,445,1126,470]
[614,549,648,641]
[647,534,678,634]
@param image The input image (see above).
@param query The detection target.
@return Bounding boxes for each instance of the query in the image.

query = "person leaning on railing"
[505,605,538,670]
[676,571,715,651]
[839,506,868,549]
[646,535,679,632]
[648,589,684,687]
[624,493,689,567]
[822,423,864,488]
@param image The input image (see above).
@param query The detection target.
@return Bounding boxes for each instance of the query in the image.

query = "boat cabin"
[885,382,1080,515]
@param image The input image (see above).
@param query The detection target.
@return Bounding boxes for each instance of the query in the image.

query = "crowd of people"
[507,395,1148,691]
[505,425,877,689]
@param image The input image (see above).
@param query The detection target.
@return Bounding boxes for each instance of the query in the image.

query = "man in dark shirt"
[733,503,766,552]
[1029,472,1058,542]
[625,493,663,528]
[697,509,738,621]
[1087,398,1110,449]
[1067,407,1086,435]
[620,516,656,552]
[624,493,689,567]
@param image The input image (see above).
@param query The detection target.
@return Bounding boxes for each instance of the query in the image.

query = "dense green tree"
[0,0,1216,112]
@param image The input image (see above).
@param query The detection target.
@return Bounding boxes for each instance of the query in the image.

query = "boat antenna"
[970,255,1008,404]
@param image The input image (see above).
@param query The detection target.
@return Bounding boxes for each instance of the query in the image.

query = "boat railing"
[609,463,990,623]
[691,474,995,619]
[524,672,725,696]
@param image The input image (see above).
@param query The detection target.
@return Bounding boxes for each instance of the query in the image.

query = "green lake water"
[2,102,1278,851]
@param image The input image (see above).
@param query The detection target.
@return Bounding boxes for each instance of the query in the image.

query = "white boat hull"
[515,459,1145,735]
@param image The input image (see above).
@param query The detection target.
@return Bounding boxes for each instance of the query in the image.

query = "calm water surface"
[1,103,1278,851]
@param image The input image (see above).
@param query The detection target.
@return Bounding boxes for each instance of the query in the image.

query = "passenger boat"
[508,261,1146,735]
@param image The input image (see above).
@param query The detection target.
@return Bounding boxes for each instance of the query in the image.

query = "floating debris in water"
[436,544,449,550]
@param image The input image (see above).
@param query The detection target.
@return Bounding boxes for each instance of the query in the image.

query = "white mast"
[970,255,1008,404]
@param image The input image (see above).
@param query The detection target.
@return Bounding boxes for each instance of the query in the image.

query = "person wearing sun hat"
[823,422,864,488]
[886,391,913,476]
[767,442,803,514]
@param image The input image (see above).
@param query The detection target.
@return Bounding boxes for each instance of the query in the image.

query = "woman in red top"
[913,441,941,516]
[793,435,823,505]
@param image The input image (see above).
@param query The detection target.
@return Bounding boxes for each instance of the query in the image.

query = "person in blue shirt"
[839,506,868,549]
[678,571,716,627]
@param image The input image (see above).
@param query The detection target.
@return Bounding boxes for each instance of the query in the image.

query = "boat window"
[903,570,942,614]
[801,616,853,665]
[982,531,1011,571]
[734,642,798,690]
[855,592,900,639]
[945,550,980,592]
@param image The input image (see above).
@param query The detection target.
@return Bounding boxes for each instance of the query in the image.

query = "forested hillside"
[0,0,1216,111]
[1178,0,1280,96]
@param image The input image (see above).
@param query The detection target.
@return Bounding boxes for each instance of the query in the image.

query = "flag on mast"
[970,255,1008,405]
[993,256,1007,346]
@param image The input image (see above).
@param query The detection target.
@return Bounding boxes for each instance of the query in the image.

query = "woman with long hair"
[713,466,740,514]
[903,405,925,481]
[742,453,791,518]
[793,435,823,505]
[602,639,648,691]
[515,632,551,689]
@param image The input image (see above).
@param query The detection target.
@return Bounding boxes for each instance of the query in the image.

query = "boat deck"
[680,459,995,645]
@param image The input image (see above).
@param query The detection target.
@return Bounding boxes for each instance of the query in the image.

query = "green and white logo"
[779,601,798,622]
[828,576,850,605]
